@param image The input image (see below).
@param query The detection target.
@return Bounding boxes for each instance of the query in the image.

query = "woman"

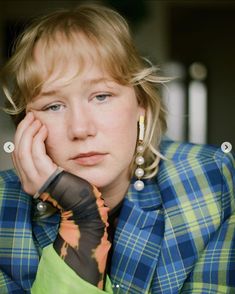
[0,4,234,294]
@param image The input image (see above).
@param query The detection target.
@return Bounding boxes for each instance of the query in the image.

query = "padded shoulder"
[158,140,235,215]
[160,139,234,161]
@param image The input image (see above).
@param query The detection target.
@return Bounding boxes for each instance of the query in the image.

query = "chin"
[85,177,109,189]
[65,168,106,187]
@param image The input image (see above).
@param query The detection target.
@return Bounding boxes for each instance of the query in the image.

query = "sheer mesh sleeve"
[38,171,111,290]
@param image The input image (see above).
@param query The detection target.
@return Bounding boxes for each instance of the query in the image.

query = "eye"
[94,94,112,102]
[43,103,64,112]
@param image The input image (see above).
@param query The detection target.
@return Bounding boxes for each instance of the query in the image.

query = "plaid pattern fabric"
[0,140,234,293]
[0,172,59,293]
[110,141,235,293]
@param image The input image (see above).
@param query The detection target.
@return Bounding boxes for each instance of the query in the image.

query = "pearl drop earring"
[134,116,145,191]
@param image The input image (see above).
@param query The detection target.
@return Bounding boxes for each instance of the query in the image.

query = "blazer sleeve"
[31,244,114,294]
[181,151,235,293]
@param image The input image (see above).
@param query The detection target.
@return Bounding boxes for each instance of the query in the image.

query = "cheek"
[108,109,138,152]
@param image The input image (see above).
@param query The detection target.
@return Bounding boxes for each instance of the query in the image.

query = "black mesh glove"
[38,171,111,290]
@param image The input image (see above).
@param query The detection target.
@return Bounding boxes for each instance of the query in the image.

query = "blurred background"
[0,0,234,170]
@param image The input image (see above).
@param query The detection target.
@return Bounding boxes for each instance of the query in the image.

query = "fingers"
[16,118,42,181]
[31,124,57,176]
[13,112,57,194]
[13,113,37,184]
[14,112,34,148]
[13,112,34,178]
[11,149,22,181]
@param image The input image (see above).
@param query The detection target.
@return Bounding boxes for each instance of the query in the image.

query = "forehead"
[33,31,103,83]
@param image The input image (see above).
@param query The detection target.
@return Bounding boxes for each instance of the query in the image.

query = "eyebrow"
[40,90,59,97]
[85,77,113,86]
[39,77,114,98]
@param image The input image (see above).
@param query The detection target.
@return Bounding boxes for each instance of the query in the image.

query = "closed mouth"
[71,152,107,166]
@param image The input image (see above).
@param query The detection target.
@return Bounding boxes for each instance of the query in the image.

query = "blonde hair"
[1,3,168,179]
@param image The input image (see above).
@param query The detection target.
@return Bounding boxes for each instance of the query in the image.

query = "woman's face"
[27,43,144,195]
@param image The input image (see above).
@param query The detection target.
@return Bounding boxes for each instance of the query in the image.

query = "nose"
[67,105,97,140]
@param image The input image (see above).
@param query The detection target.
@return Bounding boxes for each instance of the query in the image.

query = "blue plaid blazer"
[0,140,234,293]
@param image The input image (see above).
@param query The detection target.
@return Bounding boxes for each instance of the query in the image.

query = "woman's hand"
[12,111,57,195]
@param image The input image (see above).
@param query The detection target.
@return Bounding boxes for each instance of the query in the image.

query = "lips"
[71,152,107,166]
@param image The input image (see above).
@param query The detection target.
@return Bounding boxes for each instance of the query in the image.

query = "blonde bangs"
[32,31,100,88]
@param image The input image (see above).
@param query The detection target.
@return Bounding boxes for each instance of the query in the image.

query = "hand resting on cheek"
[12,111,58,195]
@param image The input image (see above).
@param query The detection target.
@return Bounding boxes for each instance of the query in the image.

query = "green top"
[31,244,113,293]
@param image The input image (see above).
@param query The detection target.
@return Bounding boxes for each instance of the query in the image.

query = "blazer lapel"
[110,181,165,293]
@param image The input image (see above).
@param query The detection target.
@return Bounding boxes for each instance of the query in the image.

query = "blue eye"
[44,104,64,112]
[95,94,111,102]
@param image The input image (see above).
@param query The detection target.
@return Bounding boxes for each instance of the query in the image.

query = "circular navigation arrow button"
[221,142,232,153]
[3,141,15,153]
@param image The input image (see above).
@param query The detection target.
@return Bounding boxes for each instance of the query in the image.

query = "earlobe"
[137,107,146,120]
